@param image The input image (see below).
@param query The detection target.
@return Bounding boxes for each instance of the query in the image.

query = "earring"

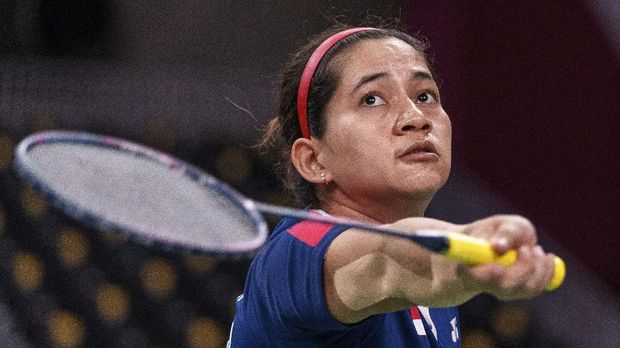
[320,172,327,185]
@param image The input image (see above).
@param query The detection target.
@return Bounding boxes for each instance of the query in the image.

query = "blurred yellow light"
[12,252,44,292]
[0,134,14,172]
[491,303,530,341]
[183,254,217,274]
[216,146,252,185]
[95,283,130,324]
[21,185,48,217]
[462,329,496,348]
[140,257,177,299]
[47,310,86,348]
[57,227,90,269]
[186,317,225,348]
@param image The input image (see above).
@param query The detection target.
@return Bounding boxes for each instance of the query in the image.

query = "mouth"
[398,141,439,162]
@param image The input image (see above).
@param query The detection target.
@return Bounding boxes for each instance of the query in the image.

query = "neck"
[318,189,433,224]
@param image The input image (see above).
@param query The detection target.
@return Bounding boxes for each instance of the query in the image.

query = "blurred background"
[0,0,618,347]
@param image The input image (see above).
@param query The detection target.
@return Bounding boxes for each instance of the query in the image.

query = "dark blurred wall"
[0,0,404,143]
[39,0,113,55]
[405,1,620,292]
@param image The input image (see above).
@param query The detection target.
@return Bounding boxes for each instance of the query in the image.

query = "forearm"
[377,220,481,308]
[387,253,480,307]
[325,217,479,323]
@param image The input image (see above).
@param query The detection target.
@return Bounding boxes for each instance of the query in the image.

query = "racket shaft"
[254,202,450,252]
[255,202,565,291]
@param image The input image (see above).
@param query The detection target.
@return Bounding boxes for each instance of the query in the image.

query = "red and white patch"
[410,307,427,335]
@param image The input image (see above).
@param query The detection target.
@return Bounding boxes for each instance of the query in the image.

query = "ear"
[291,138,327,184]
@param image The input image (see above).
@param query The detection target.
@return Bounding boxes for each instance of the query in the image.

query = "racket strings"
[26,141,258,250]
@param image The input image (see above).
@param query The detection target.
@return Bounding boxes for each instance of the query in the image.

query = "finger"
[525,248,556,292]
[492,218,537,254]
[498,246,536,290]
[490,236,510,255]
[510,216,538,245]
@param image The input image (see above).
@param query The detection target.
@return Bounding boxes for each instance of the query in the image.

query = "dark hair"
[258,23,435,208]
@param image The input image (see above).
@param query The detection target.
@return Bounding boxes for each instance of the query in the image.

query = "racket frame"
[14,130,269,258]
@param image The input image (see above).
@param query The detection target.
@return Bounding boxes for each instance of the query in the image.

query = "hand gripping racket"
[14,131,565,291]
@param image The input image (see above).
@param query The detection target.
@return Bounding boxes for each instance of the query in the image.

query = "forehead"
[334,37,430,80]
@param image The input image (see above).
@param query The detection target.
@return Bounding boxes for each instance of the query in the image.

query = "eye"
[416,91,438,104]
[362,94,385,106]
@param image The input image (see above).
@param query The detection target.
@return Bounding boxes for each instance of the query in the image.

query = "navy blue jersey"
[229,216,461,347]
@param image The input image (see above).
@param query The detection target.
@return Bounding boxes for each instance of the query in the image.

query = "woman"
[228,25,556,347]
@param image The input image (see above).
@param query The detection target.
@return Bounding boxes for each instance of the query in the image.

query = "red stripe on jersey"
[409,306,427,335]
[410,306,421,320]
[287,220,334,247]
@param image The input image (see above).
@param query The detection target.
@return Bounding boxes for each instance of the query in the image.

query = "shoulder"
[236,217,354,337]
[263,215,350,252]
[249,216,351,283]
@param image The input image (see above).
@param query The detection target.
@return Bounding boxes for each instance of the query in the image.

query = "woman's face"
[317,37,452,206]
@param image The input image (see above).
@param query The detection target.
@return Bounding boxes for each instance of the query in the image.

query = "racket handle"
[444,233,566,291]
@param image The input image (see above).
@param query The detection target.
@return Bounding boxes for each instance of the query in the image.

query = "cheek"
[324,135,367,169]
[439,118,453,176]
[436,115,452,152]
[322,129,387,181]
[322,114,370,162]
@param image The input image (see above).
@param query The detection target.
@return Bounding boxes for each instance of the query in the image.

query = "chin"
[385,183,441,205]
[406,186,442,202]
[403,172,448,194]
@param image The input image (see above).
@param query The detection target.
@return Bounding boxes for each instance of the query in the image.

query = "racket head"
[14,130,268,258]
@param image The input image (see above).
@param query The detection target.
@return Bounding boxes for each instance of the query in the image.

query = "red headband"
[296,27,376,139]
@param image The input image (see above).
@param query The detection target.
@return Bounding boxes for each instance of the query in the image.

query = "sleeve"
[251,219,352,336]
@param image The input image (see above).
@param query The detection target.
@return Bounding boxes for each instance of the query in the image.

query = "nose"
[393,101,432,135]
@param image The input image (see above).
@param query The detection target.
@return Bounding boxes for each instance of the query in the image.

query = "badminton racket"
[14,131,565,290]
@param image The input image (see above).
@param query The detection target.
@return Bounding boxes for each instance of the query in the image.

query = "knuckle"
[511,217,537,244]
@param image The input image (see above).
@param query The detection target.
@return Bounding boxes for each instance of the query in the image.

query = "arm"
[323,215,556,324]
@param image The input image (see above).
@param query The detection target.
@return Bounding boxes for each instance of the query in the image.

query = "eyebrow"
[351,70,435,95]
[351,72,388,95]
[412,70,434,82]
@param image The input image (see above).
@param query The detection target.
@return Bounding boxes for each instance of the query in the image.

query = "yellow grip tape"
[444,233,566,291]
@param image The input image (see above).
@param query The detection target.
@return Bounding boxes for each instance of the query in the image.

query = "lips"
[398,140,439,161]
